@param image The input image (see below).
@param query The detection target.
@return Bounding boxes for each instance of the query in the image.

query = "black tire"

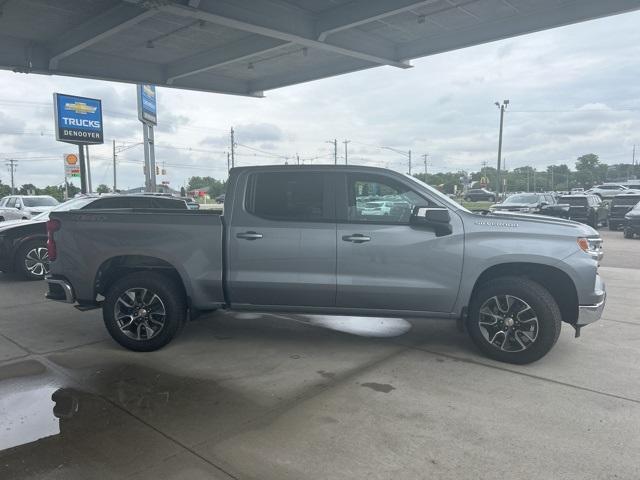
[624,228,634,239]
[15,240,49,280]
[102,271,187,352]
[0,216,5,222]
[467,276,562,364]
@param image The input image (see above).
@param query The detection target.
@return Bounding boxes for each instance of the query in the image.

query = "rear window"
[561,197,587,206]
[613,195,640,206]
[246,172,326,221]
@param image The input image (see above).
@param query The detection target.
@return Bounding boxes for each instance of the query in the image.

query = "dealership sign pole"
[53,93,104,194]
[137,84,157,192]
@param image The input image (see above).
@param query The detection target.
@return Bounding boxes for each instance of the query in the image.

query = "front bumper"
[45,276,75,303]
[576,274,606,326]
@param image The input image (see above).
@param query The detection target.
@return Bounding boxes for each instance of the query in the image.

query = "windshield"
[503,194,539,204]
[22,197,59,207]
[31,197,96,220]
[404,174,471,213]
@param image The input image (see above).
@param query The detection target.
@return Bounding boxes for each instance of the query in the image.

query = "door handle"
[342,234,371,243]
[236,231,263,240]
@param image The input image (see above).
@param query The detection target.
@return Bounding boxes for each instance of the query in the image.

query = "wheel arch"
[95,255,189,306]
[469,262,578,325]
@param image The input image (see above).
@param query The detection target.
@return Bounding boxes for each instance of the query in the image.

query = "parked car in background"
[608,193,640,230]
[0,195,59,221]
[215,193,225,204]
[464,188,496,202]
[489,193,569,218]
[570,188,584,195]
[360,201,394,216]
[0,194,188,280]
[585,184,628,199]
[559,194,608,228]
[623,201,640,238]
[181,197,200,210]
[46,165,605,365]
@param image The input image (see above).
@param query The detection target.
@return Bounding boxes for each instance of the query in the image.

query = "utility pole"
[408,150,412,176]
[633,144,636,167]
[533,168,537,192]
[296,154,300,165]
[494,100,509,196]
[226,152,230,173]
[343,140,350,165]
[230,127,235,169]
[5,159,17,194]
[326,139,337,164]
[422,154,429,176]
[112,139,117,192]
[550,166,554,191]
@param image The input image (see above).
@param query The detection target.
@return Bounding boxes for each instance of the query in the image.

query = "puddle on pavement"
[0,359,258,479]
[1,385,60,451]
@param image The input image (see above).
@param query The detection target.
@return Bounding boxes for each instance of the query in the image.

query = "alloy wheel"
[24,247,50,278]
[114,288,167,341]
[478,295,539,352]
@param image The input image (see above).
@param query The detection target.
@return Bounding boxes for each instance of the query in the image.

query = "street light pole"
[495,100,509,196]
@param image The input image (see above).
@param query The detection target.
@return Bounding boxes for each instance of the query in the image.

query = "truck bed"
[49,209,225,310]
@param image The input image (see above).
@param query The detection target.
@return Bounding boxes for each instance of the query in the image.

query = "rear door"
[226,170,337,308]
[3,197,21,220]
[335,172,464,313]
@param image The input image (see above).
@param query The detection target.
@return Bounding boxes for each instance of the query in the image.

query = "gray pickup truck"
[45,166,605,364]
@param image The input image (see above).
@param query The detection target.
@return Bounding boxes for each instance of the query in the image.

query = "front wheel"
[624,228,634,239]
[102,271,187,352]
[467,277,562,364]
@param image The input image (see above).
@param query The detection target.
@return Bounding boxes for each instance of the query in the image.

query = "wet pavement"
[1,229,639,479]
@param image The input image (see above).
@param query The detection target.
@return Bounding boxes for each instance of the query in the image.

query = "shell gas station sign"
[64,153,81,178]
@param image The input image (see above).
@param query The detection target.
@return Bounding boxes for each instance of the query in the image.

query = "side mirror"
[410,207,452,236]
[540,201,549,206]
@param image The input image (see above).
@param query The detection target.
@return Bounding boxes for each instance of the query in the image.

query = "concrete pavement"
[0,229,639,479]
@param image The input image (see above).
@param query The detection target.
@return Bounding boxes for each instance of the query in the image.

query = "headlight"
[577,237,603,261]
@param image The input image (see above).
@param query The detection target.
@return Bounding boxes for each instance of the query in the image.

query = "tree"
[96,184,110,194]
[186,176,226,196]
[0,182,11,198]
[575,154,602,187]
[19,183,38,195]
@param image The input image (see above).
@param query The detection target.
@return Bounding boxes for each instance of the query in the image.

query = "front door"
[226,170,337,308]
[336,172,464,313]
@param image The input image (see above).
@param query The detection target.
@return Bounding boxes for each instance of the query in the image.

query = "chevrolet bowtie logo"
[64,101,96,115]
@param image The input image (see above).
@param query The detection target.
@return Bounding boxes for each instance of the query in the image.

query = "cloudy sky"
[1,9,639,190]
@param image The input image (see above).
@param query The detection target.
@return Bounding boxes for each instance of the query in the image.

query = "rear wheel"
[467,277,562,364]
[16,240,49,280]
[103,271,187,352]
[624,228,634,239]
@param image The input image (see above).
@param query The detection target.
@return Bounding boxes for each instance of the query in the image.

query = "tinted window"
[247,172,325,221]
[613,195,640,206]
[504,194,539,204]
[151,197,187,209]
[348,174,427,224]
[561,197,588,206]
[6,197,16,208]
[90,197,137,209]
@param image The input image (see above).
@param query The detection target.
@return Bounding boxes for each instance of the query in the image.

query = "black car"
[623,201,640,238]
[559,194,608,228]
[215,193,226,204]
[490,193,569,217]
[608,193,640,230]
[464,188,496,202]
[0,195,188,280]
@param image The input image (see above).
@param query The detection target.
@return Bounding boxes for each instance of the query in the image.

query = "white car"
[360,201,394,216]
[0,195,59,221]
[586,184,628,199]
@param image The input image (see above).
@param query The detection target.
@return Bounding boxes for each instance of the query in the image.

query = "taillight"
[46,219,61,261]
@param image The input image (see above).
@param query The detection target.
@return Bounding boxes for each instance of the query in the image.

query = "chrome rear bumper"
[45,277,75,304]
